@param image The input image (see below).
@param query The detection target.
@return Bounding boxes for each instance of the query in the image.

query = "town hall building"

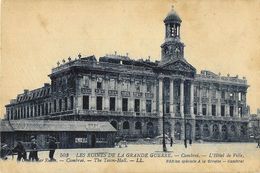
[2,8,250,143]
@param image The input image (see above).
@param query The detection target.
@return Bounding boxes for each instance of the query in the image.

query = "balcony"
[121,91,130,97]
[133,92,143,98]
[78,109,158,117]
[145,93,154,98]
[195,115,249,122]
[81,87,91,94]
[108,90,118,96]
[95,89,105,95]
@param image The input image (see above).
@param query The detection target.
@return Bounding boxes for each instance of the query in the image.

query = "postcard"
[1,0,260,173]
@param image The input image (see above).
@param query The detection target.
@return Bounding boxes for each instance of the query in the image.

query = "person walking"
[257,137,260,148]
[13,141,27,161]
[189,138,192,146]
[29,137,39,161]
[48,136,57,161]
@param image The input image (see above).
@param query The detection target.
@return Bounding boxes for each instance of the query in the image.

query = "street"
[1,142,260,173]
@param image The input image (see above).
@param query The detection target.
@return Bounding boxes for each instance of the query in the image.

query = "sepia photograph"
[0,0,260,173]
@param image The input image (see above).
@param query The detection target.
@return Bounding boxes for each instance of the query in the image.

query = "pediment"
[162,59,196,73]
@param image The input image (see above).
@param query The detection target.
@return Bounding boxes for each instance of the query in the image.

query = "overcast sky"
[1,0,260,116]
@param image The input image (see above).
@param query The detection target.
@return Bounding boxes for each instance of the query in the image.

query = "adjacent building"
[3,8,250,142]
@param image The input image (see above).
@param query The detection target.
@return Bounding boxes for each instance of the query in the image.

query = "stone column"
[129,79,134,112]
[190,81,194,118]
[90,77,96,110]
[217,90,221,117]
[117,79,122,111]
[199,87,202,115]
[170,78,174,117]
[104,79,109,111]
[158,77,163,135]
[141,80,146,113]
[152,81,157,113]
[159,77,163,117]
[180,79,184,118]
[226,104,230,117]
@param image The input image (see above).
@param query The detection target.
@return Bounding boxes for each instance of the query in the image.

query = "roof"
[0,120,14,132]
[0,120,116,132]
[164,9,182,24]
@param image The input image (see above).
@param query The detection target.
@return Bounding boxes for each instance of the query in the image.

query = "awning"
[0,120,116,132]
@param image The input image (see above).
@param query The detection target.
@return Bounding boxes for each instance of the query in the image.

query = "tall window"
[230,92,234,100]
[238,107,243,117]
[70,96,74,110]
[59,99,62,112]
[83,76,89,87]
[64,97,68,110]
[97,78,102,89]
[194,103,197,115]
[202,89,207,97]
[83,96,89,110]
[110,97,115,111]
[221,105,225,116]
[135,81,141,92]
[202,104,207,115]
[147,83,152,93]
[166,102,170,113]
[212,104,216,116]
[122,81,129,91]
[238,92,242,101]
[230,105,234,117]
[194,87,199,97]
[109,79,116,90]
[212,90,216,98]
[96,96,103,110]
[221,91,225,99]
[134,99,140,112]
[122,98,128,112]
[146,100,152,113]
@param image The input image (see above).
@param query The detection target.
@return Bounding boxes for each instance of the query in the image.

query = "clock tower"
[161,7,185,64]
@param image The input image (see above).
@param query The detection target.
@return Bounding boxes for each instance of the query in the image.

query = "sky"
[1,0,260,117]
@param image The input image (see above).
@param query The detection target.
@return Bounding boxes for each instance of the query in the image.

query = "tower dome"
[164,8,182,24]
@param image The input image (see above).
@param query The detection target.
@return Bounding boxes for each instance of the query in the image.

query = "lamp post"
[162,79,167,152]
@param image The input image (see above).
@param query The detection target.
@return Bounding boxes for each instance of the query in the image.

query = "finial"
[171,5,174,10]
[78,53,81,58]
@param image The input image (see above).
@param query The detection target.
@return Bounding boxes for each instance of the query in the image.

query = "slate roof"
[0,120,116,132]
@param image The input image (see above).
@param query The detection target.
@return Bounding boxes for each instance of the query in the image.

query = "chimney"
[24,89,29,94]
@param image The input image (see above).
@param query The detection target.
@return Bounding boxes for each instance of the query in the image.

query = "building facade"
[4,9,250,142]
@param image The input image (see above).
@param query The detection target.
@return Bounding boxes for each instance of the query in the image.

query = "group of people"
[12,136,57,162]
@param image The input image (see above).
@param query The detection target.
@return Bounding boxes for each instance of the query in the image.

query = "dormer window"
[83,76,89,87]
[97,78,102,89]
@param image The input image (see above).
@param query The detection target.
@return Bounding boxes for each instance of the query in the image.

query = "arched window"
[213,124,218,132]
[110,120,118,130]
[135,122,142,130]
[123,121,130,130]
